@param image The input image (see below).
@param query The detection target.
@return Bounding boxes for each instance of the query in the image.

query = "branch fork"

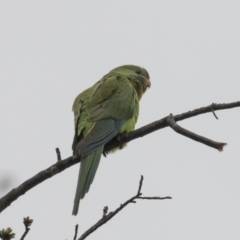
[77,176,171,240]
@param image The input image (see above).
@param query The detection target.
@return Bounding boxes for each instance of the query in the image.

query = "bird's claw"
[117,135,123,150]
[103,151,108,157]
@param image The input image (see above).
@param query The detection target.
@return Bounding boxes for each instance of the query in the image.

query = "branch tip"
[55,148,61,161]
[102,206,108,218]
[137,175,144,195]
[20,216,33,240]
[138,196,172,200]
[0,228,15,240]
[167,112,227,152]
[73,224,78,240]
[218,143,227,152]
[211,103,219,120]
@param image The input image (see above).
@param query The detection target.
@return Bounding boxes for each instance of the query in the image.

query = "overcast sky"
[0,1,240,240]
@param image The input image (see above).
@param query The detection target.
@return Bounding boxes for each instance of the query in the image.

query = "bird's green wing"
[87,75,136,121]
[72,87,93,153]
[76,75,137,157]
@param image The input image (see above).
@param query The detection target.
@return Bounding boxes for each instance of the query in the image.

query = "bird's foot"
[117,134,124,150]
[103,151,108,158]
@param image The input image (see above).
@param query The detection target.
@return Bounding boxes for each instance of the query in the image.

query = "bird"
[71,65,151,215]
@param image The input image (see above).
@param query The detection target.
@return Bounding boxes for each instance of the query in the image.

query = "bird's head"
[110,65,151,99]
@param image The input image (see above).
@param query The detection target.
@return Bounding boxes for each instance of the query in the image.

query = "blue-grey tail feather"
[72,119,124,216]
[72,146,103,215]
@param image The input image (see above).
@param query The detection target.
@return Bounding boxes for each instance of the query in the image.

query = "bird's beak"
[146,78,151,88]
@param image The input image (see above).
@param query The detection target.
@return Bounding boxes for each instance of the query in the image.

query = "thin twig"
[137,175,144,195]
[78,176,171,240]
[0,101,239,213]
[73,224,78,240]
[20,217,33,240]
[55,148,61,161]
[167,114,227,151]
[211,103,219,119]
[138,196,172,200]
[20,228,30,240]
[102,206,108,218]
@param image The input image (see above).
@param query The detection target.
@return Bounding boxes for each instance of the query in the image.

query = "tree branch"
[0,101,239,213]
[167,114,227,151]
[0,156,81,213]
[104,101,239,151]
[77,176,171,240]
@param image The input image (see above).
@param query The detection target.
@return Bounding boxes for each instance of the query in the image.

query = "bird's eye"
[135,70,141,74]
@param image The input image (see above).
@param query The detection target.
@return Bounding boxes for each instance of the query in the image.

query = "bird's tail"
[72,146,103,215]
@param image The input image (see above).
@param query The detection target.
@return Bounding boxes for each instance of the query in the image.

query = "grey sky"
[0,1,240,239]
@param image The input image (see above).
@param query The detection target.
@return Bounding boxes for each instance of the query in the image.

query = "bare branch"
[137,175,144,195]
[55,148,61,161]
[20,228,29,240]
[78,176,171,240]
[0,101,239,213]
[138,196,172,200]
[73,224,78,240]
[104,101,239,151]
[0,156,81,213]
[211,103,219,120]
[167,114,227,151]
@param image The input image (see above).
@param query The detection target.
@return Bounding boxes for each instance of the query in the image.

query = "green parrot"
[72,65,151,215]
